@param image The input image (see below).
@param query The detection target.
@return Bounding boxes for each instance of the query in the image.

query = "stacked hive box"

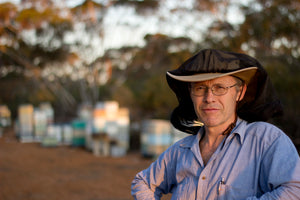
[112,108,130,156]
[37,103,56,146]
[91,101,130,157]
[0,105,11,137]
[72,120,86,147]
[0,105,11,128]
[42,124,62,147]
[77,104,93,149]
[62,124,73,145]
[18,104,34,142]
[33,109,48,141]
[141,119,172,158]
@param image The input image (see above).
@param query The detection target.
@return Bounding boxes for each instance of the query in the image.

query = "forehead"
[191,75,236,86]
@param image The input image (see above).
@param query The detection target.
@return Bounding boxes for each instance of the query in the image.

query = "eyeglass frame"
[189,83,241,97]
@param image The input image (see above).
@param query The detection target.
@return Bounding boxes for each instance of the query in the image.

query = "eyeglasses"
[191,83,238,96]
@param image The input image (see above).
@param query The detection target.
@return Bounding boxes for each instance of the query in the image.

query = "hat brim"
[167,67,258,84]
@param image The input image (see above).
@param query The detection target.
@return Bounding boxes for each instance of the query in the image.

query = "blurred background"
[0,0,299,199]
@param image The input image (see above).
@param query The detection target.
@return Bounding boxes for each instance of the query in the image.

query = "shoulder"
[162,133,197,156]
[152,133,196,168]
[244,121,284,140]
[239,120,294,153]
[172,133,197,148]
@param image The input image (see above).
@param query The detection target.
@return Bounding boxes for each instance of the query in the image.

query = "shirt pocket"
[218,184,255,200]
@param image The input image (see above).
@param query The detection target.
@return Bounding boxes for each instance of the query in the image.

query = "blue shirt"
[131,119,300,199]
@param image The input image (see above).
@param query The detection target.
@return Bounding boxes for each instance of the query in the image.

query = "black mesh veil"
[166,49,283,134]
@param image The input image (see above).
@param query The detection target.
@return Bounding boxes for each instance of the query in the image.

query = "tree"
[118,34,195,121]
[0,0,76,116]
[0,0,109,118]
[198,0,300,144]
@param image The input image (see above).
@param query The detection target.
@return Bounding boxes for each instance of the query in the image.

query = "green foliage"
[108,34,193,120]
[262,55,300,138]
[138,74,177,119]
[238,0,300,54]
[15,7,72,29]
[0,2,17,19]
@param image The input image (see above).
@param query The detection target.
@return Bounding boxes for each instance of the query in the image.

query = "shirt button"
[202,176,206,180]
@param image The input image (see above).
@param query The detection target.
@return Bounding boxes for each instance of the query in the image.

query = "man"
[131,49,300,199]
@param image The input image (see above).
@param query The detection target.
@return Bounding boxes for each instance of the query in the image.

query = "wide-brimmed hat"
[167,67,257,84]
[166,49,283,134]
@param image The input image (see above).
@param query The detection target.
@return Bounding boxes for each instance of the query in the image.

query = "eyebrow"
[191,82,228,86]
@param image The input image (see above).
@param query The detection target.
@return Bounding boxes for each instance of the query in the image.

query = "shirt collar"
[179,118,248,147]
[229,118,248,145]
[179,130,202,149]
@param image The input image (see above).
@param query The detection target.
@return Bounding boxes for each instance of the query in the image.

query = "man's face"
[190,76,245,128]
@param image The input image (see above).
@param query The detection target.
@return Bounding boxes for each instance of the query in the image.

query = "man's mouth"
[202,108,219,112]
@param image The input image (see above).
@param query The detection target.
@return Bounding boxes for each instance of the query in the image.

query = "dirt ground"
[0,128,172,200]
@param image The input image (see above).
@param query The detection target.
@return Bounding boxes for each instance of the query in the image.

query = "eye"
[194,86,206,91]
[212,84,226,92]
[214,84,225,89]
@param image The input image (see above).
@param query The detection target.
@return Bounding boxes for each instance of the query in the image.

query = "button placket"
[196,168,210,199]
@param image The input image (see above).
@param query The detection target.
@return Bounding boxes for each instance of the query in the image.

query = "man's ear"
[236,84,247,102]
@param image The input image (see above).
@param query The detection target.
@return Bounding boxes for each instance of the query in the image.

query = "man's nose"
[203,88,215,102]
